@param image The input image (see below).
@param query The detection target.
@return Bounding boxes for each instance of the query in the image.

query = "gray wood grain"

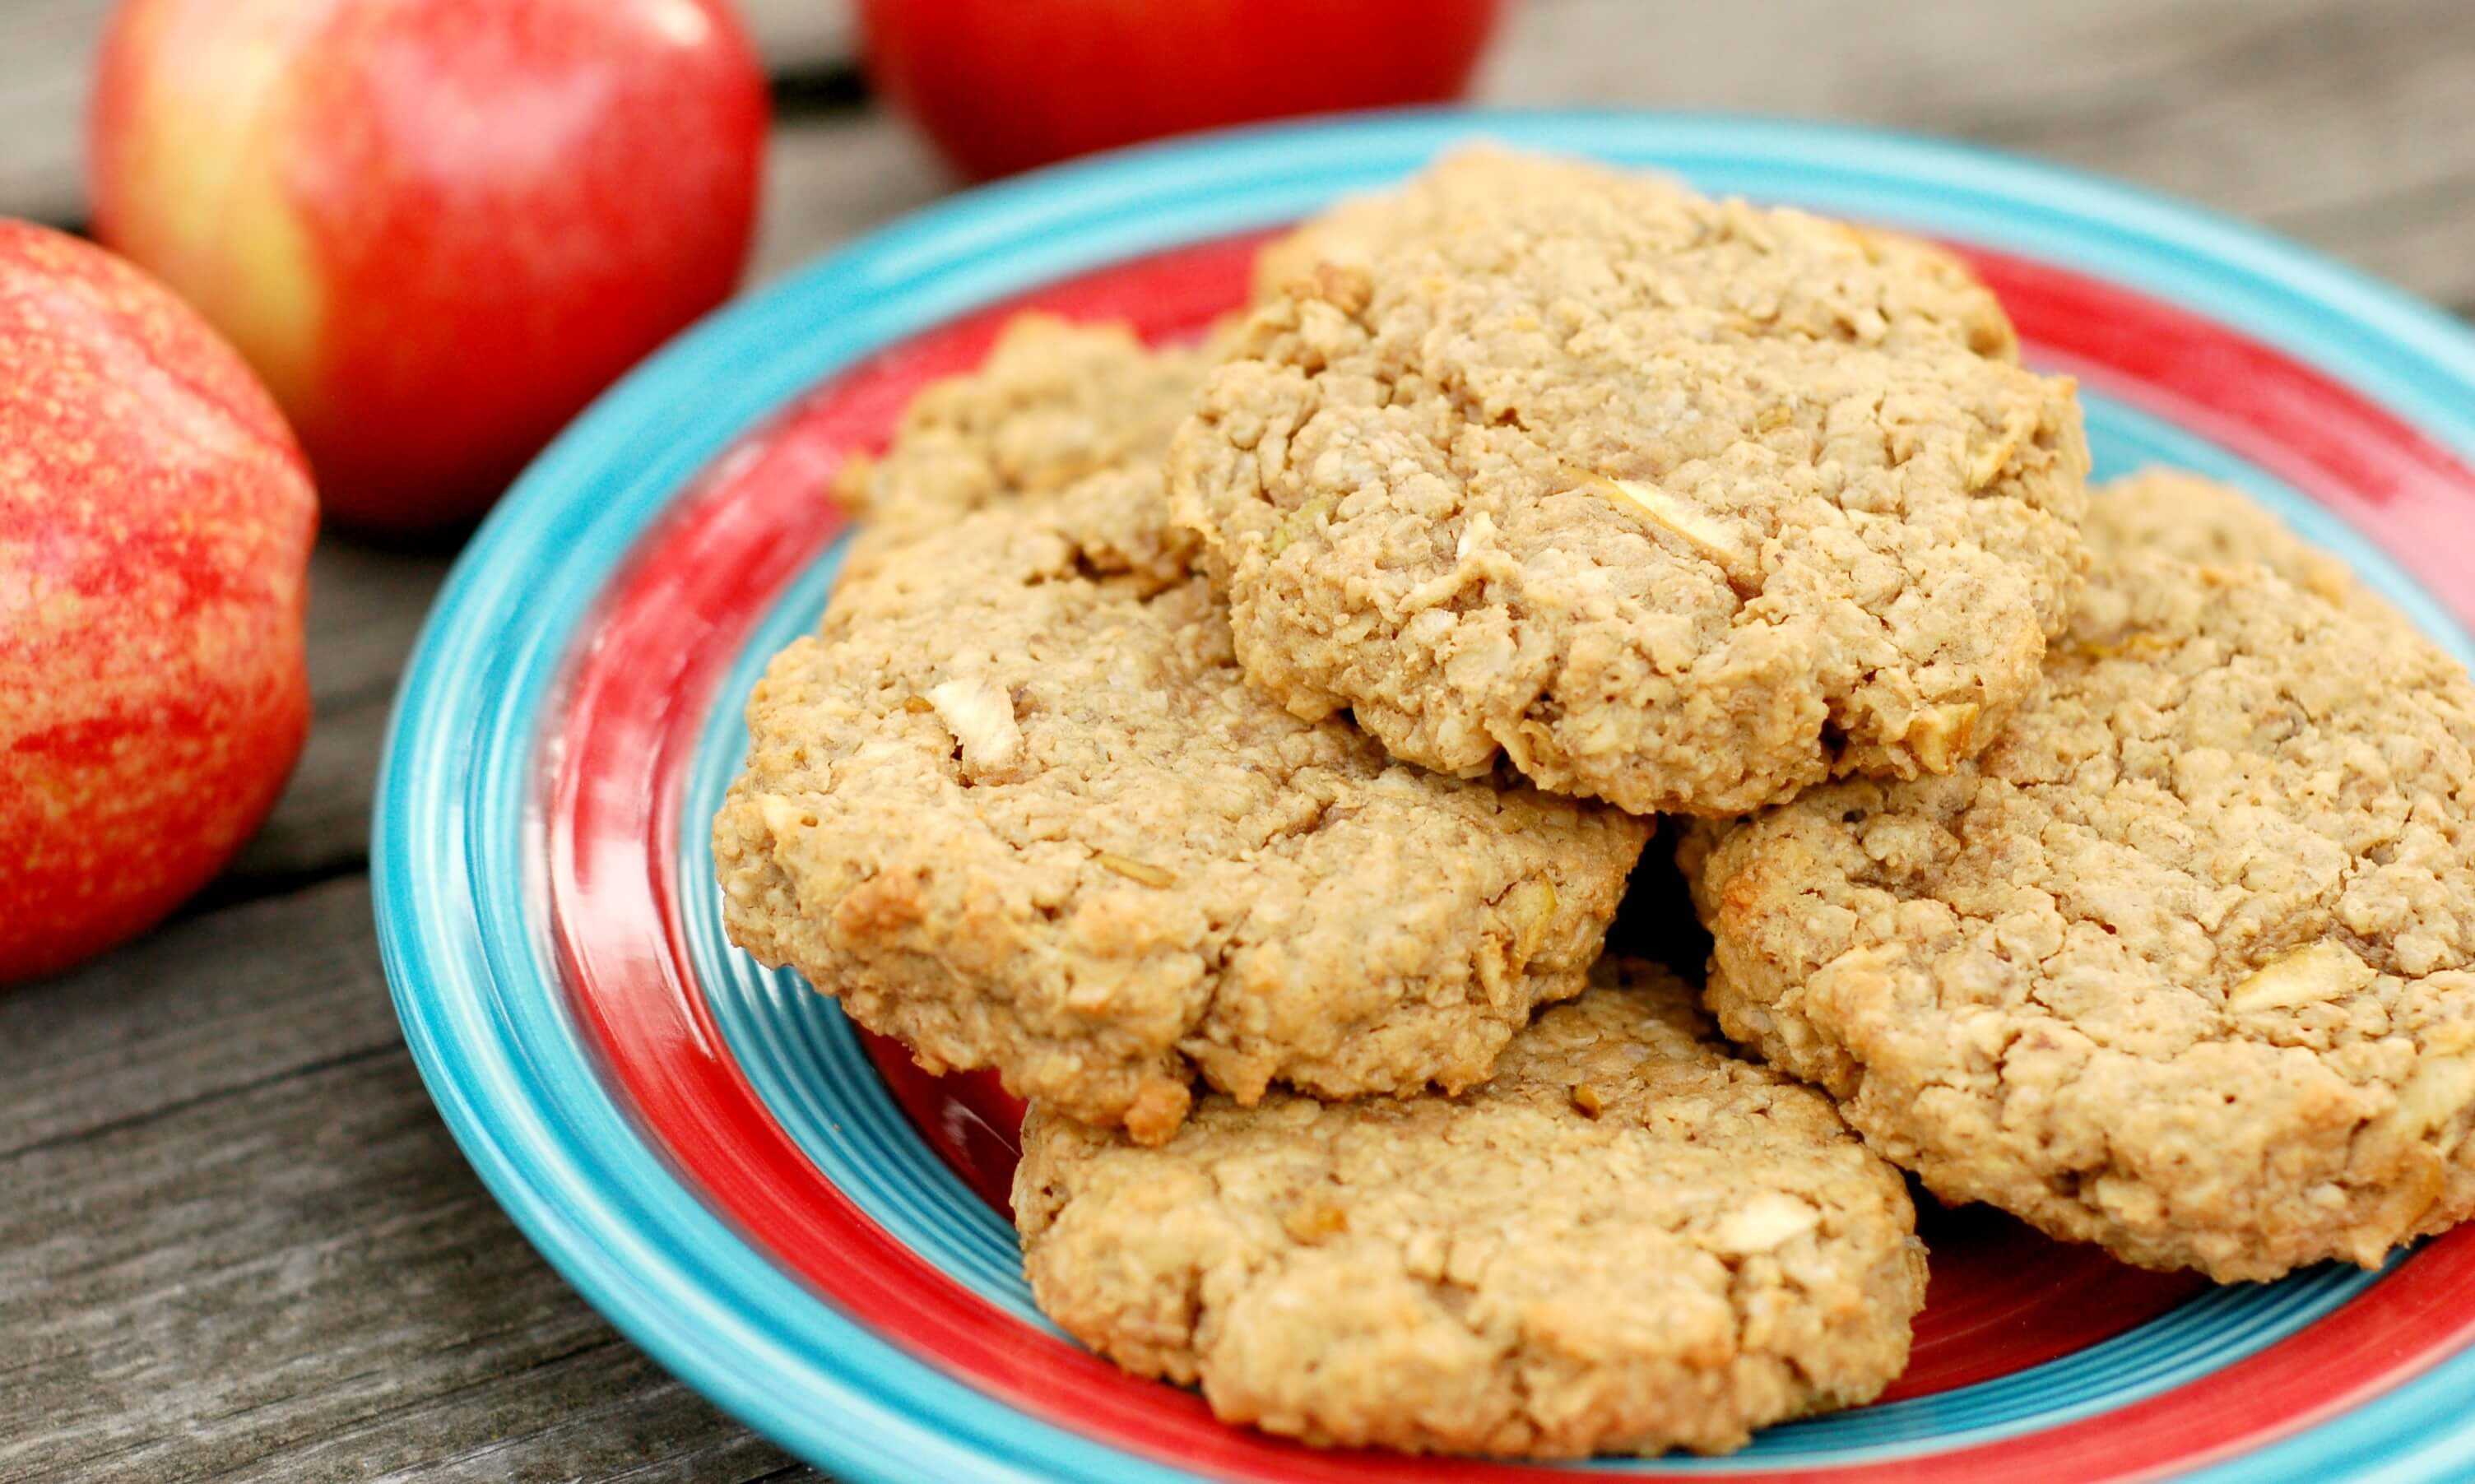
[7,2,2473,1481]
[0,879,821,1484]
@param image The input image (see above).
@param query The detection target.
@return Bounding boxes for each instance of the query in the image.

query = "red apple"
[0,222,316,984]
[88,0,769,535]
[860,0,1507,181]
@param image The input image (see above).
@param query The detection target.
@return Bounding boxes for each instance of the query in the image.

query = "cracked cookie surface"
[1173,148,2090,817]
[1686,480,2475,1279]
[1014,958,1925,1458]
[716,318,1648,1143]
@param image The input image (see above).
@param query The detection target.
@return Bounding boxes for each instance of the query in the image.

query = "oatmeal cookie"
[2087,466,2357,605]
[1015,958,1926,1458]
[717,332,1647,1143]
[835,314,1218,584]
[1174,148,2090,817]
[1687,517,2475,1280]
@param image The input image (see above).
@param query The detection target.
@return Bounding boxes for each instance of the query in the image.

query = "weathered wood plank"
[0,0,862,227]
[0,878,392,1158]
[0,879,818,1484]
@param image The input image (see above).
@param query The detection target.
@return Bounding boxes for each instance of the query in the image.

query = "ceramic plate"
[375,112,2475,1483]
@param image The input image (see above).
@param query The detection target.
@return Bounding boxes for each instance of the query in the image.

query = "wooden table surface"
[6,2,2473,1480]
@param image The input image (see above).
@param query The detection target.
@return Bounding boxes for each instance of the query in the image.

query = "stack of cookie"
[714,150,2475,1458]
